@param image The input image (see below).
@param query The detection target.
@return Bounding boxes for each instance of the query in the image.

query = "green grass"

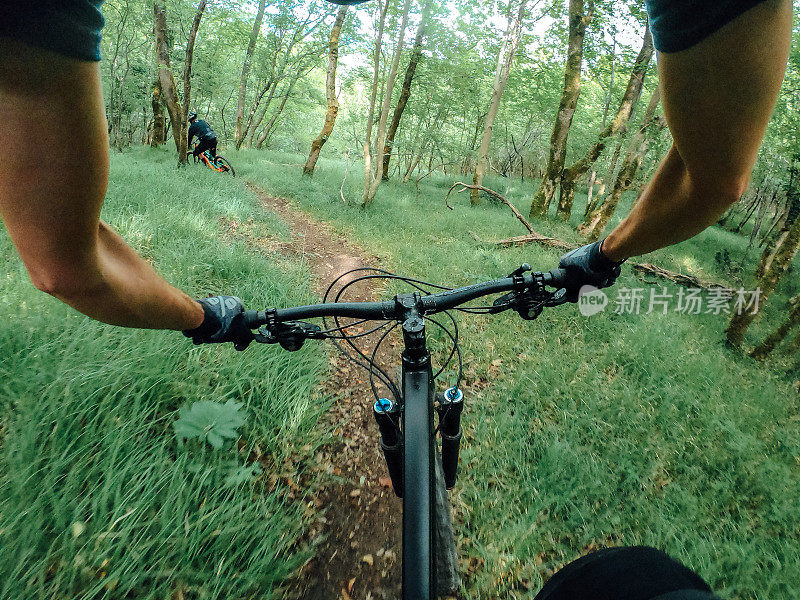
[235,148,800,599]
[3,146,797,600]
[0,149,328,599]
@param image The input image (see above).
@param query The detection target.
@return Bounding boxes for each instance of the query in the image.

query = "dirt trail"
[250,186,403,600]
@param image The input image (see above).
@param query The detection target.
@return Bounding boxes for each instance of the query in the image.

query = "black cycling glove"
[183,296,254,351]
[558,239,624,300]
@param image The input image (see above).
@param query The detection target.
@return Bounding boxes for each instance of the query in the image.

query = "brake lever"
[253,321,324,351]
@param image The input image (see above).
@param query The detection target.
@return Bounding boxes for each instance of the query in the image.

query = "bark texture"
[234,0,267,149]
[150,79,166,146]
[154,1,186,163]
[470,0,527,205]
[529,0,593,218]
[578,85,664,240]
[750,295,800,360]
[557,21,653,221]
[304,6,348,176]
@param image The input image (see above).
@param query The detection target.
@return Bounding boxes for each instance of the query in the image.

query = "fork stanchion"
[373,398,404,498]
[437,387,464,489]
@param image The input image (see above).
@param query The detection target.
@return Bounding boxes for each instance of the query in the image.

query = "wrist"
[599,235,628,264]
[187,300,205,329]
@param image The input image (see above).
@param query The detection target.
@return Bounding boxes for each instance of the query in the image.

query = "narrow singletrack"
[249,185,404,600]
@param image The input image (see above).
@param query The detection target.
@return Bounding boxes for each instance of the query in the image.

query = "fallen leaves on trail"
[378,477,393,489]
[361,554,374,567]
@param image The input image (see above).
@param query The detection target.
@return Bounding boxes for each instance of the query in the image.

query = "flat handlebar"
[243,268,572,329]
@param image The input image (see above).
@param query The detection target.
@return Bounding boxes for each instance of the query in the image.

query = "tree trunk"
[234,0,267,149]
[750,295,800,360]
[578,85,664,240]
[150,79,166,146]
[154,1,186,164]
[363,0,412,206]
[727,190,800,347]
[363,0,390,203]
[255,68,305,148]
[557,21,653,221]
[304,6,348,176]
[182,0,206,154]
[529,0,593,218]
[381,0,432,181]
[471,0,527,205]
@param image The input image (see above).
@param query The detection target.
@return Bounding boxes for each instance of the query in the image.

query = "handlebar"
[243,267,572,331]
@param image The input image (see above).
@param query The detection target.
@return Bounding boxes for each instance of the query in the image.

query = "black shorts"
[646,0,770,53]
[0,1,105,62]
[534,546,719,600]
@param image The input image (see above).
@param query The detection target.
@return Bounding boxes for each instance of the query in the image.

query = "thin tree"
[363,0,413,206]
[303,6,349,176]
[234,0,268,149]
[470,0,528,205]
[750,294,800,360]
[362,0,391,202]
[381,0,433,180]
[557,21,653,221]
[529,0,594,218]
[578,85,666,240]
[150,79,166,146]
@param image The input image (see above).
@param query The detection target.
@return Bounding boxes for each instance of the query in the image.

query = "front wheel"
[215,155,235,177]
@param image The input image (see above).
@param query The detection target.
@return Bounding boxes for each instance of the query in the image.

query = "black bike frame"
[399,304,436,599]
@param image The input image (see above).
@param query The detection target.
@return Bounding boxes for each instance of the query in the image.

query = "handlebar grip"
[544,268,573,289]
[243,309,267,329]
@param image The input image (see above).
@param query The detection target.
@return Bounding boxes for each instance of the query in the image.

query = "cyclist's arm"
[0,38,204,329]
[188,123,196,147]
[602,0,791,262]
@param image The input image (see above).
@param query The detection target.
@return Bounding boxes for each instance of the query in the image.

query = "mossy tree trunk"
[751,295,800,360]
[557,21,653,221]
[303,6,348,176]
[727,188,800,347]
[578,85,664,239]
[528,0,593,218]
[153,0,205,165]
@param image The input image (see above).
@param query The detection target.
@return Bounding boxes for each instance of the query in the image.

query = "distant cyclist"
[188,111,218,161]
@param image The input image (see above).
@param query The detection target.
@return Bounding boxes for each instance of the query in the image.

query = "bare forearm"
[50,221,204,330]
[602,146,737,262]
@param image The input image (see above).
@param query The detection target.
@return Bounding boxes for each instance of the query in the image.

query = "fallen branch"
[630,262,734,294]
[445,181,534,233]
[475,234,732,292]
[449,182,733,292]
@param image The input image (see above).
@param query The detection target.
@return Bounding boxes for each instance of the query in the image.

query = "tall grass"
[238,149,800,599]
[0,149,327,600]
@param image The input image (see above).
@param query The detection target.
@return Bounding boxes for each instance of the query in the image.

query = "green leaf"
[173,400,246,449]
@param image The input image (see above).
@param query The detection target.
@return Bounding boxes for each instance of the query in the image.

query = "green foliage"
[239,150,800,599]
[174,399,246,448]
